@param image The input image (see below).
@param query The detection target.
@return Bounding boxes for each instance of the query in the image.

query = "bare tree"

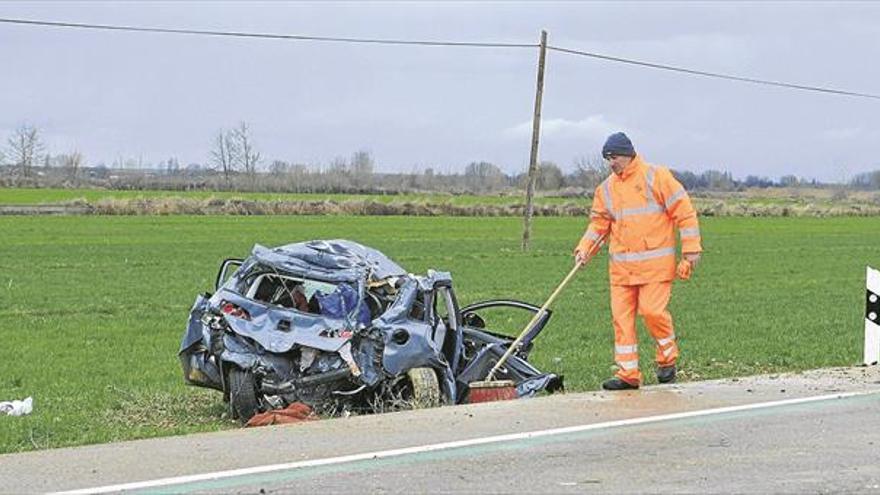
[6,124,45,178]
[350,150,374,189]
[60,150,85,183]
[326,155,349,190]
[573,154,609,190]
[165,157,181,176]
[231,122,261,187]
[269,159,289,176]
[210,129,238,189]
[537,161,564,190]
[464,161,504,193]
[286,163,310,193]
[328,156,347,174]
[417,167,436,190]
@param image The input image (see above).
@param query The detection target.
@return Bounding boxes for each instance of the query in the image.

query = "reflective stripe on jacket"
[578,155,702,285]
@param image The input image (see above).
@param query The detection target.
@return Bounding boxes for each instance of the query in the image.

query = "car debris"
[0,397,33,416]
[245,402,316,427]
[179,240,562,424]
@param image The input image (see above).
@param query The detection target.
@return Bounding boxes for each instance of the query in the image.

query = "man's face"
[605,154,634,175]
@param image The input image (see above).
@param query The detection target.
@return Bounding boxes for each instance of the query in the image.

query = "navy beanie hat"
[602,132,636,158]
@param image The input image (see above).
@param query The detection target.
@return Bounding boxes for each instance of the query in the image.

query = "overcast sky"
[1,1,878,181]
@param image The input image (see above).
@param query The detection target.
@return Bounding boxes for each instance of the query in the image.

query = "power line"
[1,16,878,100]
[0,17,537,48]
[548,45,880,100]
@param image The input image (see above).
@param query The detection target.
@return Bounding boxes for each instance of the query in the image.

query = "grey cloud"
[0,1,878,181]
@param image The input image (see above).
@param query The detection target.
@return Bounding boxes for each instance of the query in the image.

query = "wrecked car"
[179,240,562,423]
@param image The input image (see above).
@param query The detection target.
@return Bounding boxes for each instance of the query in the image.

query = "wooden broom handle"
[486,257,589,381]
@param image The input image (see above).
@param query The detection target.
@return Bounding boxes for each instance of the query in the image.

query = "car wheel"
[405,367,440,409]
[228,367,261,424]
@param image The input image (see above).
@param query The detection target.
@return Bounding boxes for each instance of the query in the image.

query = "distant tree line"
[2,122,877,194]
[850,170,880,190]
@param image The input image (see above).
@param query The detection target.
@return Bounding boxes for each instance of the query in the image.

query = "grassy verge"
[0,215,875,453]
[0,187,572,206]
[3,187,879,216]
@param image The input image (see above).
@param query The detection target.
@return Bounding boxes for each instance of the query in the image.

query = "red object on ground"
[467,380,518,403]
[245,402,317,427]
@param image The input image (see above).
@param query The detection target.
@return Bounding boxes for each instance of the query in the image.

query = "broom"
[468,244,600,403]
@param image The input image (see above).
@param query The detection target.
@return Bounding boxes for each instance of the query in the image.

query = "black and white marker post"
[866,266,880,366]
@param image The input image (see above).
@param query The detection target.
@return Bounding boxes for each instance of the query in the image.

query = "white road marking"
[54,390,880,494]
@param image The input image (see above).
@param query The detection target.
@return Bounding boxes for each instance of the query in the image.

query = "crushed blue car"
[179,240,562,423]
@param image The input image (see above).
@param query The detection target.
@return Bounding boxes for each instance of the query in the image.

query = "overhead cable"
[1,16,877,100]
[0,17,537,48]
[548,45,880,100]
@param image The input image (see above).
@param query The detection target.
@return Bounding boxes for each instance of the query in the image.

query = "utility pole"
[521,29,548,251]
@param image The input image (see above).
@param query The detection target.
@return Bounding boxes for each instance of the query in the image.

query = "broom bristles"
[467,379,518,403]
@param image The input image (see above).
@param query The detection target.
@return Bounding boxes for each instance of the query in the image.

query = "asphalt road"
[2,367,879,494]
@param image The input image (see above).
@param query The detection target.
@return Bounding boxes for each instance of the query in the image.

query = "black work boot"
[657,365,677,384]
[602,377,639,390]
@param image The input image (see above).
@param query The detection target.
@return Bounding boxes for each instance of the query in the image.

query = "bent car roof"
[250,239,408,282]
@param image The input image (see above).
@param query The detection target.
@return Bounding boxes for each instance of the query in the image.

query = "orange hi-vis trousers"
[611,281,678,385]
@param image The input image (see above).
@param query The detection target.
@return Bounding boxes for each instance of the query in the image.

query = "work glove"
[573,238,594,266]
[677,252,701,280]
[676,259,692,280]
[683,252,701,267]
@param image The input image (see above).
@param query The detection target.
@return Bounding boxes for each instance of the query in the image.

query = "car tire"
[405,367,440,409]
[228,367,261,424]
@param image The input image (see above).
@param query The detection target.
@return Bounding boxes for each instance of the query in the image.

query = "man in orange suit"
[575,132,702,390]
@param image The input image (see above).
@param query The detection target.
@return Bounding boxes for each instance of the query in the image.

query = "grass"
[4,187,878,217]
[0,187,576,206]
[0,215,875,454]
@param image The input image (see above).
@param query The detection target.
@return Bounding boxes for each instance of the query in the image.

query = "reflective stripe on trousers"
[616,359,639,370]
[615,344,638,354]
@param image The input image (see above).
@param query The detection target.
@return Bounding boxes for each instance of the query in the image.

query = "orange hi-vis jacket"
[577,155,702,286]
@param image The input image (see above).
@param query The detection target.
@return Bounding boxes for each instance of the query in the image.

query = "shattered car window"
[246,273,337,314]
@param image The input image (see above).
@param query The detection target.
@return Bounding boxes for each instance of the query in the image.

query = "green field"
[0,187,574,206]
[0,215,876,454]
